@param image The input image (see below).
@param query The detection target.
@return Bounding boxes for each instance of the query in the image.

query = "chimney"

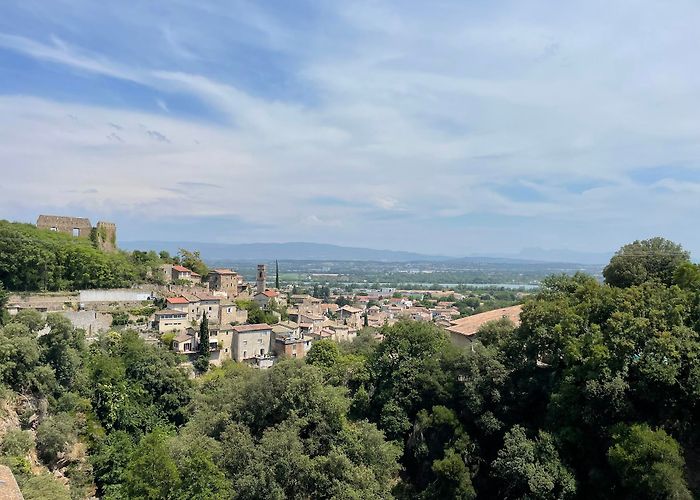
[256,264,267,294]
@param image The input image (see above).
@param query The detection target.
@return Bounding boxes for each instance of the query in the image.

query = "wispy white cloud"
[1,1,700,253]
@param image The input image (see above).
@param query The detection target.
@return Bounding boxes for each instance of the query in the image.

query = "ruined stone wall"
[36,214,92,237]
[36,215,117,252]
[94,221,117,252]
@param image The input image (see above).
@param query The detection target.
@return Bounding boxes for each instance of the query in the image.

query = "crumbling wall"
[93,221,117,252]
[36,215,92,238]
[36,215,117,252]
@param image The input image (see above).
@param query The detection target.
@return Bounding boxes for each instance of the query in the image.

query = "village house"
[160,294,246,333]
[155,309,189,334]
[287,309,325,332]
[207,268,241,297]
[445,305,523,347]
[171,264,192,282]
[254,289,281,309]
[313,324,357,342]
[231,323,273,362]
[338,305,363,327]
[320,303,340,316]
[170,324,237,366]
[273,331,313,359]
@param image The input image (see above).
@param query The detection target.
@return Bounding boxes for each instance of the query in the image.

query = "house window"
[72,228,80,237]
[50,226,58,232]
[260,348,265,355]
[243,350,247,358]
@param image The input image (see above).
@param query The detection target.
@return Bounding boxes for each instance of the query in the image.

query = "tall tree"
[195,313,210,373]
[275,260,280,289]
[607,424,692,499]
[603,237,690,288]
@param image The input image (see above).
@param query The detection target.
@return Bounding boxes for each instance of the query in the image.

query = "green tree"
[491,425,576,499]
[607,423,691,499]
[36,413,78,467]
[603,238,690,288]
[425,448,476,500]
[194,313,210,374]
[305,339,341,369]
[124,429,180,500]
[177,248,208,277]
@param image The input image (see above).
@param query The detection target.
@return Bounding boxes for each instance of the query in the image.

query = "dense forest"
[0,237,699,498]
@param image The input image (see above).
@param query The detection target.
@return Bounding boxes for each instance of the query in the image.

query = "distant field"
[208,259,602,289]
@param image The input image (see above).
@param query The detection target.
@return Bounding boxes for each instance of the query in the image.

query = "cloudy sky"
[2,0,700,256]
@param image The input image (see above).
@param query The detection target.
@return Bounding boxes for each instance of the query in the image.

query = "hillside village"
[5,256,524,372]
[1,216,525,376]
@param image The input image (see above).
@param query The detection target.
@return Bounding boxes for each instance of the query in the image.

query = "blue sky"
[2,0,700,256]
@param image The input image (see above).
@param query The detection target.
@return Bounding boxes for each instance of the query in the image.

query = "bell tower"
[256,264,267,294]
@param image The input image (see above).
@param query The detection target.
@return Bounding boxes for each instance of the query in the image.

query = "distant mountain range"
[507,247,612,265]
[121,240,612,265]
[120,241,448,262]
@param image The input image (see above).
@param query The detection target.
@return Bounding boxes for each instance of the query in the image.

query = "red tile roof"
[172,265,191,273]
[259,290,279,298]
[166,297,189,304]
[446,305,522,338]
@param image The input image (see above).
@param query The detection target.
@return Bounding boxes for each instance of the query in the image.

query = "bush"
[19,473,71,500]
[0,429,33,456]
[36,413,77,466]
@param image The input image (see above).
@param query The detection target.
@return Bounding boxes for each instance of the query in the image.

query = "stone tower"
[256,264,267,294]
[94,221,117,252]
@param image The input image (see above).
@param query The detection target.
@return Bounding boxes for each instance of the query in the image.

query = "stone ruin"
[36,215,117,252]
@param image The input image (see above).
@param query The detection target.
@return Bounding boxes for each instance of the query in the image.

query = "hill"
[0,220,155,291]
[120,240,450,262]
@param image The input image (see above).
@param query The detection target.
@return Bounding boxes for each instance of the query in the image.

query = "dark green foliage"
[177,248,208,277]
[110,311,129,326]
[123,429,180,499]
[3,236,700,498]
[306,339,341,369]
[608,424,692,499]
[491,426,576,499]
[236,299,277,324]
[1,429,34,456]
[194,313,210,374]
[36,413,78,466]
[0,220,152,291]
[604,237,690,288]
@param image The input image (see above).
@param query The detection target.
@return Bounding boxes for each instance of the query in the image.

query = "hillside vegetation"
[0,220,208,291]
[0,237,698,499]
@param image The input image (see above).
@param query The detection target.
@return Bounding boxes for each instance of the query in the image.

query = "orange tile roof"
[172,265,191,272]
[446,305,523,338]
[166,297,189,304]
